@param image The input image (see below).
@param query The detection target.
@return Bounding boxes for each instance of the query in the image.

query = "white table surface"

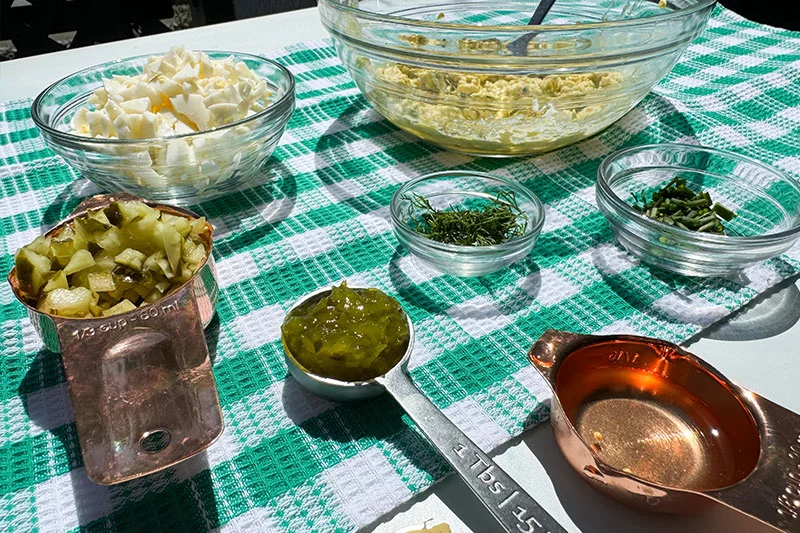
[2,8,798,533]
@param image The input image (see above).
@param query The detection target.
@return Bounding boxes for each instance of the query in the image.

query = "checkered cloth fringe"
[1,6,800,532]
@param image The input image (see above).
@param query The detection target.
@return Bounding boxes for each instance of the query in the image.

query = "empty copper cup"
[529,330,800,532]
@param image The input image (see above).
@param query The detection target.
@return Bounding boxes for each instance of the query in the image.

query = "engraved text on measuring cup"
[778,433,800,520]
[68,301,181,340]
[453,442,550,533]
[606,350,640,364]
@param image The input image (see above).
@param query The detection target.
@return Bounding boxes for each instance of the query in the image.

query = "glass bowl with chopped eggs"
[31,47,295,204]
[318,0,715,157]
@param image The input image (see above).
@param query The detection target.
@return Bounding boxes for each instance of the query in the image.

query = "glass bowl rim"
[390,170,546,254]
[31,50,296,146]
[597,142,800,246]
[319,0,718,34]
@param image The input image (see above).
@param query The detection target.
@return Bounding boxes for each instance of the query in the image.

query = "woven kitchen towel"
[2,6,800,532]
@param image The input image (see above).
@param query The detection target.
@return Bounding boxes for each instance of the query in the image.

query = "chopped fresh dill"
[405,190,528,246]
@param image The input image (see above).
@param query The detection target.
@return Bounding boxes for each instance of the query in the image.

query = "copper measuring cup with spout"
[8,194,223,485]
[528,330,800,532]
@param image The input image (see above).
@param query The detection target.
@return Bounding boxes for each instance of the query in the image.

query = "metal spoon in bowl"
[506,0,558,56]
[281,287,567,533]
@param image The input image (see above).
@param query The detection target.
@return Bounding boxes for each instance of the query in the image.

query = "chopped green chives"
[630,177,737,235]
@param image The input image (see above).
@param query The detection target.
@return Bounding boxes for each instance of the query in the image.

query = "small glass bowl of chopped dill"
[597,143,800,277]
[390,171,545,277]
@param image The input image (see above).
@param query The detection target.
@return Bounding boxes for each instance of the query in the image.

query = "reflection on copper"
[555,340,758,492]
[529,330,800,532]
[8,194,223,485]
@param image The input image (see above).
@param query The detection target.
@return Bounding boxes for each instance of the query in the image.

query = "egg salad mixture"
[367,61,626,156]
[69,46,273,191]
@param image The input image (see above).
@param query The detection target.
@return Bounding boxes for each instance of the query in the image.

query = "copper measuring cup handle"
[376,368,567,533]
[527,329,595,384]
[708,395,800,532]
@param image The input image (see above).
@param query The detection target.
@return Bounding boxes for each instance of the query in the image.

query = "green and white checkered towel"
[2,6,800,532]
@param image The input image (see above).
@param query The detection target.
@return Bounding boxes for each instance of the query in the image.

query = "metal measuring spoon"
[281,287,566,533]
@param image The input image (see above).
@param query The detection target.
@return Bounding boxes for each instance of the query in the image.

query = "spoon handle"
[528,0,557,25]
[377,369,567,533]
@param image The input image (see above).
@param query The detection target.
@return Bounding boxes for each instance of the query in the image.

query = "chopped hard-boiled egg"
[68,46,276,193]
[71,46,271,139]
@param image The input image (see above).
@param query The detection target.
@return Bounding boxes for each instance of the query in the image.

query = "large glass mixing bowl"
[319,0,716,157]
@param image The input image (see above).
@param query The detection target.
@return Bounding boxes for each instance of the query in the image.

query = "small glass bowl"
[596,143,800,277]
[31,51,295,205]
[390,171,545,277]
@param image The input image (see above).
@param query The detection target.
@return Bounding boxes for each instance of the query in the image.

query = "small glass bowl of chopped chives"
[597,143,800,277]
[390,171,545,277]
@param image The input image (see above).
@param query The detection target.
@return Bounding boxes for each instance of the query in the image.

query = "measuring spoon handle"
[376,368,567,533]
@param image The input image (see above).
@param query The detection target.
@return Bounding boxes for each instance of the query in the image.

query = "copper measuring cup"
[8,194,223,485]
[528,330,800,532]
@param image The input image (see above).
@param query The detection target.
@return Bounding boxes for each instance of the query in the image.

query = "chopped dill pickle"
[114,248,147,271]
[87,271,116,293]
[103,299,137,317]
[281,282,410,382]
[15,248,51,295]
[62,249,95,275]
[38,287,94,317]
[42,271,68,293]
[13,200,210,318]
